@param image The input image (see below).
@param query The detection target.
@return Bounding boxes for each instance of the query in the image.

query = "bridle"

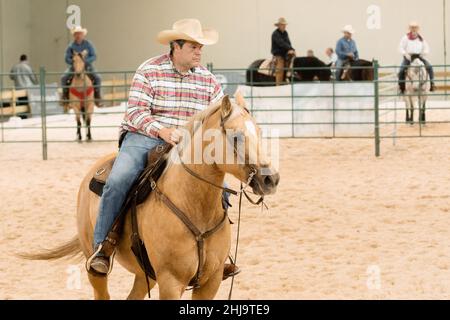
[73,53,86,78]
[148,107,267,298]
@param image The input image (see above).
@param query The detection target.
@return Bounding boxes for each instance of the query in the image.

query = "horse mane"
[163,98,224,172]
[183,99,223,135]
[294,56,326,67]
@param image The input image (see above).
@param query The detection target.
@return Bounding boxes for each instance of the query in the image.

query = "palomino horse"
[21,95,280,300]
[404,55,430,124]
[340,59,374,81]
[70,51,94,141]
[246,57,331,86]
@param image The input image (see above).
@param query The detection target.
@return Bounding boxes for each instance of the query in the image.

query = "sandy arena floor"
[1,106,450,299]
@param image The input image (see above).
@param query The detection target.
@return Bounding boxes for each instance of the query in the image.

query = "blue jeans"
[335,59,346,81]
[93,132,164,245]
[93,131,231,246]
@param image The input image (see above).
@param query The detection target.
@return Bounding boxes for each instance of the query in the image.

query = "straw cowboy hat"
[342,25,356,34]
[156,19,218,45]
[274,17,288,26]
[71,25,88,35]
[409,21,420,28]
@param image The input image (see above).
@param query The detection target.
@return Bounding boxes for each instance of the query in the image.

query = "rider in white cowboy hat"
[271,17,296,85]
[398,21,435,93]
[335,25,359,81]
[61,25,102,105]
[87,18,240,280]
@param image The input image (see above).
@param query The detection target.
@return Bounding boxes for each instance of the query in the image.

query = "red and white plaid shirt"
[120,53,224,138]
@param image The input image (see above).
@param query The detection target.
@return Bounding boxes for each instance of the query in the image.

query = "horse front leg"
[420,99,426,125]
[409,97,415,125]
[86,113,92,141]
[75,111,82,141]
[157,272,185,300]
[405,97,412,124]
[405,103,410,123]
[192,270,222,300]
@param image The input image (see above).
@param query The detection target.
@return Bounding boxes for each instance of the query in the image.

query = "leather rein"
[149,112,265,293]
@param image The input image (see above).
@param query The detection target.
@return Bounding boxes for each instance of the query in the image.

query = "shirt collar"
[168,54,195,77]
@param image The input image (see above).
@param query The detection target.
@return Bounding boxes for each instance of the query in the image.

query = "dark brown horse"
[246,57,331,86]
[340,59,374,81]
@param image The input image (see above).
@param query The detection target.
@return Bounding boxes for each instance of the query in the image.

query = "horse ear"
[234,90,247,109]
[221,95,233,118]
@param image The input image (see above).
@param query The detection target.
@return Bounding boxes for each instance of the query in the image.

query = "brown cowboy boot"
[61,88,70,108]
[86,231,120,276]
[223,263,241,280]
[430,81,436,92]
[94,88,104,107]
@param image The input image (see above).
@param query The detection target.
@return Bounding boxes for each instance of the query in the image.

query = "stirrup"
[85,243,116,276]
[223,256,241,280]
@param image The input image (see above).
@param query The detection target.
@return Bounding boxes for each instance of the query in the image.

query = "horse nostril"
[263,174,280,188]
[263,176,273,187]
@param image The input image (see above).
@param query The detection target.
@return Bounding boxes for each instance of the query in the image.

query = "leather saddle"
[87,142,173,281]
[89,143,172,203]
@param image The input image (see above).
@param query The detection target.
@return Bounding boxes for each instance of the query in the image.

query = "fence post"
[39,66,48,160]
[332,78,336,138]
[11,88,17,116]
[373,60,380,157]
[291,66,294,138]
[250,65,254,113]
[1,73,4,142]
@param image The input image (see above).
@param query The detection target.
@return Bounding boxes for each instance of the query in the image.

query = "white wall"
[1,0,449,73]
[0,0,32,89]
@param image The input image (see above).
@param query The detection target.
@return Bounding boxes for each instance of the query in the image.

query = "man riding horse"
[335,25,359,81]
[398,21,435,94]
[271,17,296,85]
[61,26,102,106]
[87,18,240,280]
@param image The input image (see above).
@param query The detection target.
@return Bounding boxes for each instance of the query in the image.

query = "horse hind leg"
[88,273,111,300]
[127,274,156,300]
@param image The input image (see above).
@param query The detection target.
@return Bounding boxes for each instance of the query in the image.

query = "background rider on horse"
[398,21,435,94]
[271,17,296,85]
[335,25,359,81]
[61,26,102,106]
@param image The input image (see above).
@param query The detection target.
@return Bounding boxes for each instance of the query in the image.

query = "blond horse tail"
[17,236,83,261]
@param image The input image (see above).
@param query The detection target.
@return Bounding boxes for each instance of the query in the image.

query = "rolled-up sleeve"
[125,71,164,137]
[210,75,224,104]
